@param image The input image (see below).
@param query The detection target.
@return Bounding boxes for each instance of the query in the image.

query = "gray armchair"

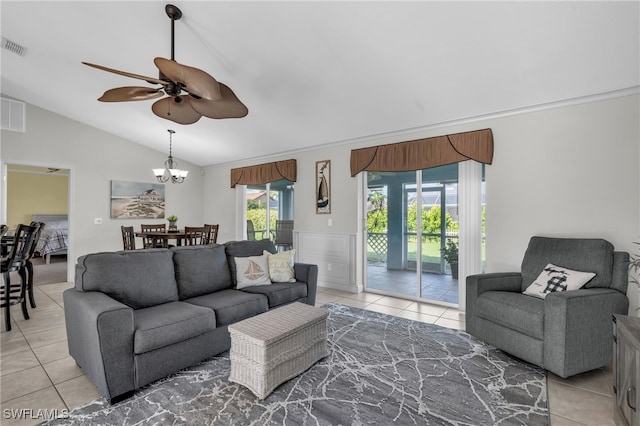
[466,236,629,378]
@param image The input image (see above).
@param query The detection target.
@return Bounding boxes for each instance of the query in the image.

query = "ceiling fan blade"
[154,57,222,101]
[188,83,249,119]
[98,87,164,102]
[82,61,168,86]
[152,96,202,125]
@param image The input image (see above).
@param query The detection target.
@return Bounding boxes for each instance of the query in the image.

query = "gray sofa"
[466,236,629,378]
[63,240,318,403]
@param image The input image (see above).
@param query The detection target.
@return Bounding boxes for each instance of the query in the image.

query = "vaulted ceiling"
[2,1,638,167]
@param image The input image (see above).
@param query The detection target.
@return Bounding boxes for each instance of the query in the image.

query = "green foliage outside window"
[246,208,277,237]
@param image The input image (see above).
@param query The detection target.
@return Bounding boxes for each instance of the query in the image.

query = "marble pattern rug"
[44,303,548,425]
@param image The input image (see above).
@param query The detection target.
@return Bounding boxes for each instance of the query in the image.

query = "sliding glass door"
[245,179,294,242]
[365,164,463,305]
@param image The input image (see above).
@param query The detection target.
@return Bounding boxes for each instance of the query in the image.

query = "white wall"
[203,94,640,312]
[2,94,638,313]
[1,102,204,281]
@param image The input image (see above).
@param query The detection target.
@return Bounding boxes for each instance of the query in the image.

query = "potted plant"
[441,239,459,279]
[167,214,178,231]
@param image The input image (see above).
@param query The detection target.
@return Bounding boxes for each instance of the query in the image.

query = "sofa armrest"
[294,263,318,306]
[63,288,135,401]
[465,272,522,336]
[544,288,629,378]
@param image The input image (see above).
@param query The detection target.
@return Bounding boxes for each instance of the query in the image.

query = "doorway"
[365,164,461,306]
[2,162,72,282]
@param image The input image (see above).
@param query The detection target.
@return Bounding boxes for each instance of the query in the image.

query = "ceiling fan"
[82,4,247,125]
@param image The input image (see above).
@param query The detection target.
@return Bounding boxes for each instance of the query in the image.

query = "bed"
[32,214,68,264]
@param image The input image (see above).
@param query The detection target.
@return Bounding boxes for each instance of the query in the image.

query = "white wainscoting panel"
[293,231,359,293]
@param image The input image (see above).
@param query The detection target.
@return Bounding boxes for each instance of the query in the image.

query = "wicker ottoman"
[228,302,329,399]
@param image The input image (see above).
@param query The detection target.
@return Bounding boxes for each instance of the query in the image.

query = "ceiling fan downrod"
[163,4,183,100]
[165,4,182,62]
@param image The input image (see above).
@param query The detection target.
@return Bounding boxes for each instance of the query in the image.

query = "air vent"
[2,37,27,56]
[1,97,26,132]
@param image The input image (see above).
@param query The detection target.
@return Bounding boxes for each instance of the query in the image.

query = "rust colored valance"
[350,128,493,177]
[230,159,297,188]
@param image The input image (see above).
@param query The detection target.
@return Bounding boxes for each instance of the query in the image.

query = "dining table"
[134,229,188,247]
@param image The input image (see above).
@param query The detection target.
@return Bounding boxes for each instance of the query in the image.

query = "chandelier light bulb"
[153,129,188,184]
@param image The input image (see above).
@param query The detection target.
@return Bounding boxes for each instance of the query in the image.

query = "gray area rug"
[45,303,548,425]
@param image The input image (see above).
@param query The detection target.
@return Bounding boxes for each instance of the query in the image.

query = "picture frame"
[315,160,331,214]
[110,180,166,219]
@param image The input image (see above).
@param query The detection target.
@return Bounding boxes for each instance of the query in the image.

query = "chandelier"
[153,129,188,184]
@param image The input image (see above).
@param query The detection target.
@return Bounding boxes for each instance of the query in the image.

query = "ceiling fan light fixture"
[154,129,188,184]
[83,4,247,123]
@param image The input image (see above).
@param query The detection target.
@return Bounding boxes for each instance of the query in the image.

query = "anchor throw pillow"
[235,255,271,289]
[523,263,596,299]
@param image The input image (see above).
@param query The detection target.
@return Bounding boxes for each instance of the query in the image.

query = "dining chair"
[121,226,136,250]
[141,224,168,248]
[246,220,266,241]
[184,226,209,245]
[23,222,44,309]
[204,224,219,244]
[1,223,39,331]
[0,225,9,257]
[274,220,294,251]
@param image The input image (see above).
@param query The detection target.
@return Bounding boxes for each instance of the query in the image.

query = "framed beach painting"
[316,160,331,214]
[110,180,166,219]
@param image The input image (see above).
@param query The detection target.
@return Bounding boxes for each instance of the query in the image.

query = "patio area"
[366,264,459,305]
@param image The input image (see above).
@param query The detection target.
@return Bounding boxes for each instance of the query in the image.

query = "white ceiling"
[2,1,638,167]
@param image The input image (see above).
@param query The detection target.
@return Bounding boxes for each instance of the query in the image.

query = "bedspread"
[36,228,68,256]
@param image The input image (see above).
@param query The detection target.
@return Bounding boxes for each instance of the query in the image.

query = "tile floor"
[367,264,459,304]
[0,284,616,425]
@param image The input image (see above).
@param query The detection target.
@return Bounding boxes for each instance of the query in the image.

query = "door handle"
[628,386,637,411]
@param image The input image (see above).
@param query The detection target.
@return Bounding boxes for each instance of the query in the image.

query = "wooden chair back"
[121,226,136,250]
[204,224,219,244]
[140,223,167,248]
[184,226,209,245]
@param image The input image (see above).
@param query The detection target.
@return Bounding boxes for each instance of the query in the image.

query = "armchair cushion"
[478,291,544,340]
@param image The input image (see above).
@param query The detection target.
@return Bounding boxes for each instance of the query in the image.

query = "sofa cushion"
[75,249,178,309]
[240,282,307,308]
[521,237,613,292]
[172,245,232,299]
[185,289,268,326]
[133,301,216,354]
[225,240,277,287]
[477,291,545,340]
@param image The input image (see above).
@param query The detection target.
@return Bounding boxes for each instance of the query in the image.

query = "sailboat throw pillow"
[235,255,272,289]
